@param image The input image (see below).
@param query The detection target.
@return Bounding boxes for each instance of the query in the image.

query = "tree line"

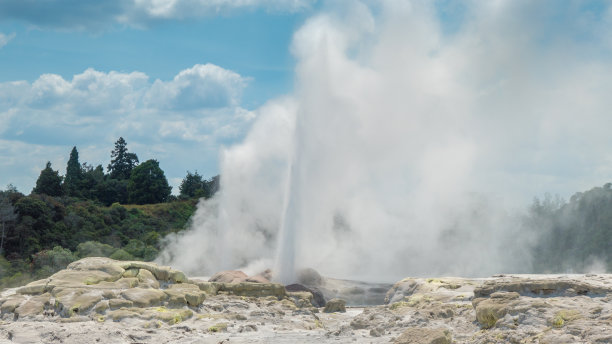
[0,137,219,288]
[33,137,219,205]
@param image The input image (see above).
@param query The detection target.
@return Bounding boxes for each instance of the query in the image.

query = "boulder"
[297,268,323,286]
[14,294,50,317]
[323,298,346,313]
[121,288,167,307]
[190,280,221,295]
[473,292,520,328]
[0,294,26,313]
[208,270,248,283]
[285,283,326,307]
[164,283,207,306]
[393,328,452,344]
[136,269,160,289]
[17,279,52,295]
[54,288,104,317]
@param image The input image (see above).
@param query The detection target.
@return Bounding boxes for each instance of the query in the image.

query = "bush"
[109,249,134,261]
[76,241,117,258]
[32,246,76,273]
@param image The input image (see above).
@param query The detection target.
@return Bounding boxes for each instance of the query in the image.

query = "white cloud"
[146,64,248,110]
[0,63,254,193]
[0,32,15,48]
[0,0,315,30]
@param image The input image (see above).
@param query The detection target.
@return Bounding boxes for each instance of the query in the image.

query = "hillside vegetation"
[0,138,216,289]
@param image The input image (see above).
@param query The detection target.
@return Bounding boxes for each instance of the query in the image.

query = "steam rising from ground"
[159,1,612,281]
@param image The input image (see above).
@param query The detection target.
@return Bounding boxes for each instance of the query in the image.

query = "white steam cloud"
[159,1,612,281]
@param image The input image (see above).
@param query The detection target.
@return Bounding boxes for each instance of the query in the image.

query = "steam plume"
[158,1,612,281]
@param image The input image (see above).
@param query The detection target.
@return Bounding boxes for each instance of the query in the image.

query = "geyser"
[158,1,612,281]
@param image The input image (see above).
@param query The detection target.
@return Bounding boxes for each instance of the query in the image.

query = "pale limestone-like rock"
[136,268,160,289]
[108,308,141,322]
[323,298,346,313]
[121,288,167,307]
[209,270,248,283]
[190,280,221,295]
[122,268,140,278]
[112,277,139,288]
[16,279,51,295]
[14,294,50,317]
[244,275,270,283]
[141,307,193,324]
[217,282,286,299]
[286,291,314,308]
[54,288,104,316]
[1,294,26,313]
[51,269,118,287]
[474,276,612,298]
[66,257,125,276]
[393,328,452,344]
[109,298,134,309]
[92,300,109,313]
[164,283,206,306]
[118,261,187,283]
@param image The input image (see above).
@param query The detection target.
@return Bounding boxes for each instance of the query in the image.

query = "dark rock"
[285,284,326,307]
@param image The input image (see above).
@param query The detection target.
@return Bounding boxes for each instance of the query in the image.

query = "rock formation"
[1,258,611,343]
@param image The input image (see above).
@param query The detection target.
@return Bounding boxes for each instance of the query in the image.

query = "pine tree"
[107,137,139,180]
[127,160,172,204]
[33,162,63,197]
[64,147,82,196]
[0,194,17,254]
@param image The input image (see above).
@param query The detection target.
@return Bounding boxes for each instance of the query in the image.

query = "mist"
[158,1,612,282]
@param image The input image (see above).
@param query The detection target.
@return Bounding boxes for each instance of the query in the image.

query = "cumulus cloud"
[0,0,315,30]
[160,0,612,281]
[146,64,248,111]
[0,32,15,48]
[0,63,253,193]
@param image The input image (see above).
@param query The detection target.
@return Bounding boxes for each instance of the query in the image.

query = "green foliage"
[530,185,612,272]
[96,178,129,205]
[109,248,134,261]
[32,246,76,274]
[0,194,17,254]
[107,137,139,180]
[33,162,63,197]
[128,159,172,204]
[64,146,83,197]
[179,172,220,199]
[179,171,205,199]
[76,241,116,258]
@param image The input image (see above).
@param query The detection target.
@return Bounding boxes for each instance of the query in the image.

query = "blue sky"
[1,0,612,204]
[0,0,318,193]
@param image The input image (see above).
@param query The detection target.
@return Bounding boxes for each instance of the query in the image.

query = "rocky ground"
[0,258,611,343]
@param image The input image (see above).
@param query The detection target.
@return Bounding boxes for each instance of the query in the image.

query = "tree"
[179,172,220,199]
[64,147,82,196]
[107,137,139,180]
[95,178,129,205]
[33,162,63,197]
[0,195,17,254]
[127,159,172,204]
[205,175,220,198]
[179,171,205,199]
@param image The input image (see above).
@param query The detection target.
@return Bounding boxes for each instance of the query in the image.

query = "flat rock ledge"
[1,260,612,344]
